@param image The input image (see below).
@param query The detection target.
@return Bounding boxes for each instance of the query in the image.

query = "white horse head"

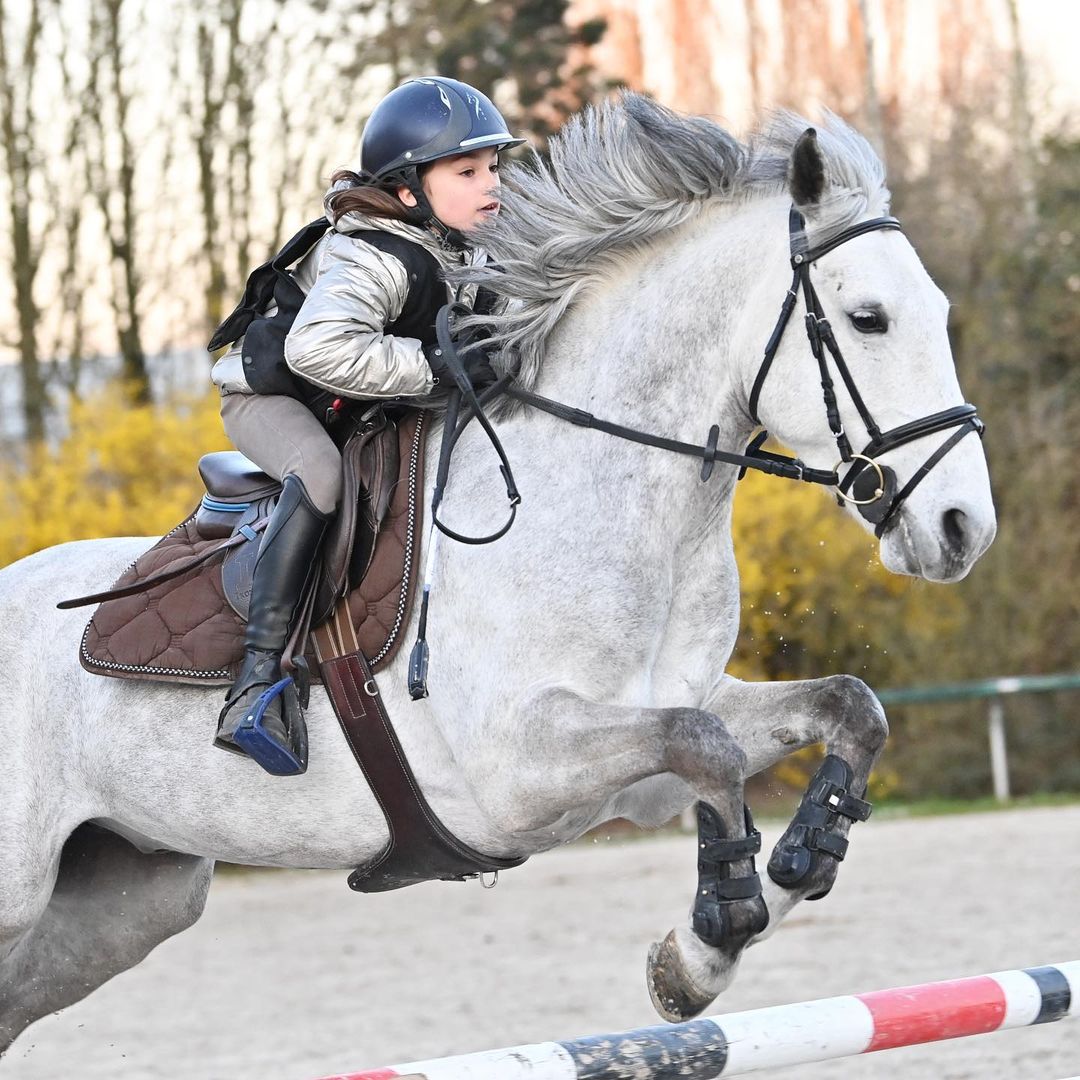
[473,98,996,585]
[736,118,996,583]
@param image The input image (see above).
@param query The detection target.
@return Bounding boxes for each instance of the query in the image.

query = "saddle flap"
[78,411,427,687]
[316,412,401,617]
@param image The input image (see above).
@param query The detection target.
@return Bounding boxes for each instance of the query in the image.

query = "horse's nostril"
[942,508,968,552]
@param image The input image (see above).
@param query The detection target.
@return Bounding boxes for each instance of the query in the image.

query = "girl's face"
[398,148,501,233]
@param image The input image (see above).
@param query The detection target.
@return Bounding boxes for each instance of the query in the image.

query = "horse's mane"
[454,92,890,391]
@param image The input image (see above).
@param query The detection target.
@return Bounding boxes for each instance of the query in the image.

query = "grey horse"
[0,95,995,1053]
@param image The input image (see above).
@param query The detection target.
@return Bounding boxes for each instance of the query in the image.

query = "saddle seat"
[195,451,282,540]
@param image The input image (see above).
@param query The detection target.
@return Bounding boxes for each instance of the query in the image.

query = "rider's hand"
[462,351,498,391]
[423,342,449,383]
[426,335,499,392]
[457,324,500,391]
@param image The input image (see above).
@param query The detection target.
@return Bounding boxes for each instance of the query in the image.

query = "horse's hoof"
[646,931,715,1023]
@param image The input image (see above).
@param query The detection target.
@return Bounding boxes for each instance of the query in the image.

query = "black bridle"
[434,206,986,541]
[407,208,986,695]
[747,207,984,537]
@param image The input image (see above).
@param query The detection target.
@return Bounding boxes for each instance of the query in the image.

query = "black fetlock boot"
[766,754,873,899]
[216,475,331,775]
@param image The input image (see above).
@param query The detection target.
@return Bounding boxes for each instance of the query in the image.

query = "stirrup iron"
[224,676,309,776]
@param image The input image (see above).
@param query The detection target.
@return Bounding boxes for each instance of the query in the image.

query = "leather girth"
[312,604,527,893]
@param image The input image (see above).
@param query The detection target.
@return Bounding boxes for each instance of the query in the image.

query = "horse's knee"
[820,675,888,749]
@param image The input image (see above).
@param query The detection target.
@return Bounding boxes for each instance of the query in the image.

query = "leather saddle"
[201,405,400,632]
[66,407,426,684]
[62,404,527,891]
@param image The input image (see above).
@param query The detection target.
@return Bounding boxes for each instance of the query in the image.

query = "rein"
[406,208,986,695]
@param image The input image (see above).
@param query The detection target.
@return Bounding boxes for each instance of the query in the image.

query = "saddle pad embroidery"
[78,415,426,685]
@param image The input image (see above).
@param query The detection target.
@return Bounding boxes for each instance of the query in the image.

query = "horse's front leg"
[648,674,888,1021]
[716,674,887,909]
[465,688,767,1004]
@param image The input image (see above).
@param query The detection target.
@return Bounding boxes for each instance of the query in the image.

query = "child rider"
[209,76,523,775]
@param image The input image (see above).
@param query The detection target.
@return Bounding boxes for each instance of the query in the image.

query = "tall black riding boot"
[215,474,331,775]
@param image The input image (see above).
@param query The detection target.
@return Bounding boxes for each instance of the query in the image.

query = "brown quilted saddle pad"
[77,412,427,685]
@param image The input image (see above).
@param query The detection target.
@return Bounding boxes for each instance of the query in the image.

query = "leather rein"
[436,205,984,547]
[407,208,986,694]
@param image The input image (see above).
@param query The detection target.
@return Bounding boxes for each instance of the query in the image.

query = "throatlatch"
[692,801,769,948]
[767,754,872,899]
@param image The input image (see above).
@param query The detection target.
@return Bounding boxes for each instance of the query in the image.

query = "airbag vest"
[209,219,446,420]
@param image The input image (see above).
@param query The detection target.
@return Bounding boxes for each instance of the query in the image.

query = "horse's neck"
[523,198,784,541]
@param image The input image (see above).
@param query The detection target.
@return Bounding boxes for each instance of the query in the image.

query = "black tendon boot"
[215,475,331,775]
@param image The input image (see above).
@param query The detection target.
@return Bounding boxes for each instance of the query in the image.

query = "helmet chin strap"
[399,166,471,252]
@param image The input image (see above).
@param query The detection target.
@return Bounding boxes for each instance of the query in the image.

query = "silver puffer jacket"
[212,198,484,399]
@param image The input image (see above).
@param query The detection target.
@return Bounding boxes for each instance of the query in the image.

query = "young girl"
[210,76,523,776]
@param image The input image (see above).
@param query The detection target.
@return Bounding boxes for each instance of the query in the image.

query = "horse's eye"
[849,308,887,334]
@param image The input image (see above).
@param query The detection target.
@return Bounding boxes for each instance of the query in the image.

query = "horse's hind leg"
[0,859,61,1055]
[0,823,213,1054]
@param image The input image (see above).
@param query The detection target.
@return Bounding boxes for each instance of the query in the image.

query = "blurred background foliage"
[0,387,228,564]
[0,0,1076,803]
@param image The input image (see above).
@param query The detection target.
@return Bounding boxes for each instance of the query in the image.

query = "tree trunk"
[107,0,147,397]
[1004,0,1037,237]
[857,0,886,163]
[85,0,148,400]
[0,0,46,442]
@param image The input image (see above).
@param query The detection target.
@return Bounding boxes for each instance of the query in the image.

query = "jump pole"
[316,961,1078,1080]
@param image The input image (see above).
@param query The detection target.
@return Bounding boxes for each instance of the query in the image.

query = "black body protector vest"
[208,218,449,423]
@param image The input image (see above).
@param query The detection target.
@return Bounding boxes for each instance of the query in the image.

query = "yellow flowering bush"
[729,462,971,800]
[730,466,965,686]
[0,385,230,569]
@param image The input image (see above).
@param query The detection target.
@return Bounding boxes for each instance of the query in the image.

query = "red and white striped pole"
[315,961,1078,1080]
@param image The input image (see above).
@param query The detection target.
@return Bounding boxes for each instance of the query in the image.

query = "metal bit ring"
[835,454,886,505]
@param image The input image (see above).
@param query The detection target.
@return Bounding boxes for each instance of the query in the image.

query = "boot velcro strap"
[812,779,872,822]
[805,827,849,860]
[699,829,762,864]
[706,874,763,902]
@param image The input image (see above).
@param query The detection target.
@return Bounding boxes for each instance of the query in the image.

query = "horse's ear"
[790,128,826,207]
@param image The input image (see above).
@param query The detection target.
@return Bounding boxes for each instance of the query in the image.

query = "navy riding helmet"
[361,77,525,178]
[360,77,525,246]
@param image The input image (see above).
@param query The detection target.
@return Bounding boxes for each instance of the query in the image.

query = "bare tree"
[1004,0,1037,235]
[0,0,46,441]
[856,0,886,160]
[744,0,765,118]
[84,0,148,399]
[45,0,90,393]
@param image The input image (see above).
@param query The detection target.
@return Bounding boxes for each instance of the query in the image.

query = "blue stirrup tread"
[230,677,305,776]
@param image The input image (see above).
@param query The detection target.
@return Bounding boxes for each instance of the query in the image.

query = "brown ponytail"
[325,168,416,224]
